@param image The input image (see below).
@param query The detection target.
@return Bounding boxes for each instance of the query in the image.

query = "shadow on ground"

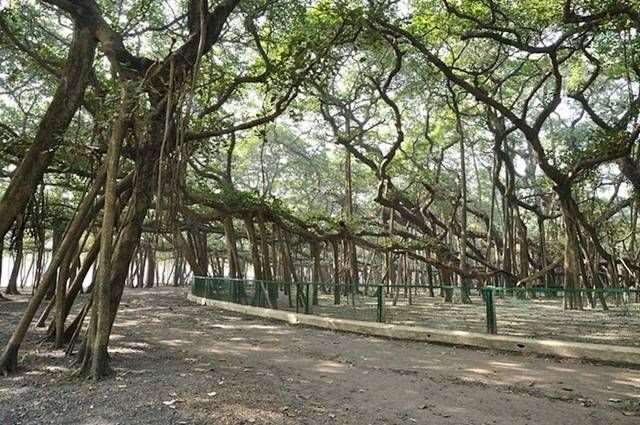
[0,287,639,424]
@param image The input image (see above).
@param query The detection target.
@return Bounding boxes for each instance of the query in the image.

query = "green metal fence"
[192,275,384,320]
[192,276,486,324]
[481,285,640,335]
[192,276,640,342]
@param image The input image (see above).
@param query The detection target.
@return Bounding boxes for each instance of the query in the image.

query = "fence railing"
[192,276,639,337]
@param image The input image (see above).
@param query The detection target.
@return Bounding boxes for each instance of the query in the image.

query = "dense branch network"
[1,0,639,378]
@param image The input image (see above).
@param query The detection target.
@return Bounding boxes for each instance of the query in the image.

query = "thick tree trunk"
[618,156,640,193]
[245,216,271,306]
[311,240,321,305]
[257,213,277,306]
[78,89,129,379]
[173,253,183,286]
[136,248,146,288]
[33,189,46,287]
[54,241,76,348]
[559,195,583,310]
[223,217,241,278]
[5,213,24,295]
[46,224,64,300]
[145,244,156,288]
[518,218,532,298]
[195,231,208,275]
[77,95,175,374]
[0,24,96,240]
[0,166,106,374]
[174,230,206,276]
[42,237,100,341]
[244,217,263,280]
[0,242,3,297]
[451,91,472,304]
[331,240,341,304]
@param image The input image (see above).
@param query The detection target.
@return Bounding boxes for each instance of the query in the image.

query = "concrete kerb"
[187,293,640,366]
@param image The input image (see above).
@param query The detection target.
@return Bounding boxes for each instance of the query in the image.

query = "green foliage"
[1,0,639,273]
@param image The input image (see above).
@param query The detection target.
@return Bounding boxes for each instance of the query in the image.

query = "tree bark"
[0,23,96,240]
[5,213,24,295]
[145,244,156,288]
[559,195,583,310]
[54,240,76,347]
[0,166,106,374]
[79,88,128,379]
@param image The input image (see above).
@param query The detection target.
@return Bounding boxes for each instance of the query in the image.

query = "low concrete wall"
[187,293,640,366]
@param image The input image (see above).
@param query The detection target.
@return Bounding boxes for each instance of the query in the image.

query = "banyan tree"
[1,0,640,379]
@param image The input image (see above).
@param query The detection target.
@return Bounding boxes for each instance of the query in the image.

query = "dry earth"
[1,287,639,424]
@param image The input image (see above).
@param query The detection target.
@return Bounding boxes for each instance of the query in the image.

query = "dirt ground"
[1,287,639,425]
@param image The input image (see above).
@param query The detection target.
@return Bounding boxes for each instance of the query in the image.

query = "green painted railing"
[192,276,639,335]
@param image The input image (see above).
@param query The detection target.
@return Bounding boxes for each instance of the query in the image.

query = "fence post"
[270,281,278,309]
[304,283,311,314]
[376,285,384,323]
[484,286,497,334]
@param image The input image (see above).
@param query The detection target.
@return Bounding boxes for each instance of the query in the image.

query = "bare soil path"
[1,287,639,424]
